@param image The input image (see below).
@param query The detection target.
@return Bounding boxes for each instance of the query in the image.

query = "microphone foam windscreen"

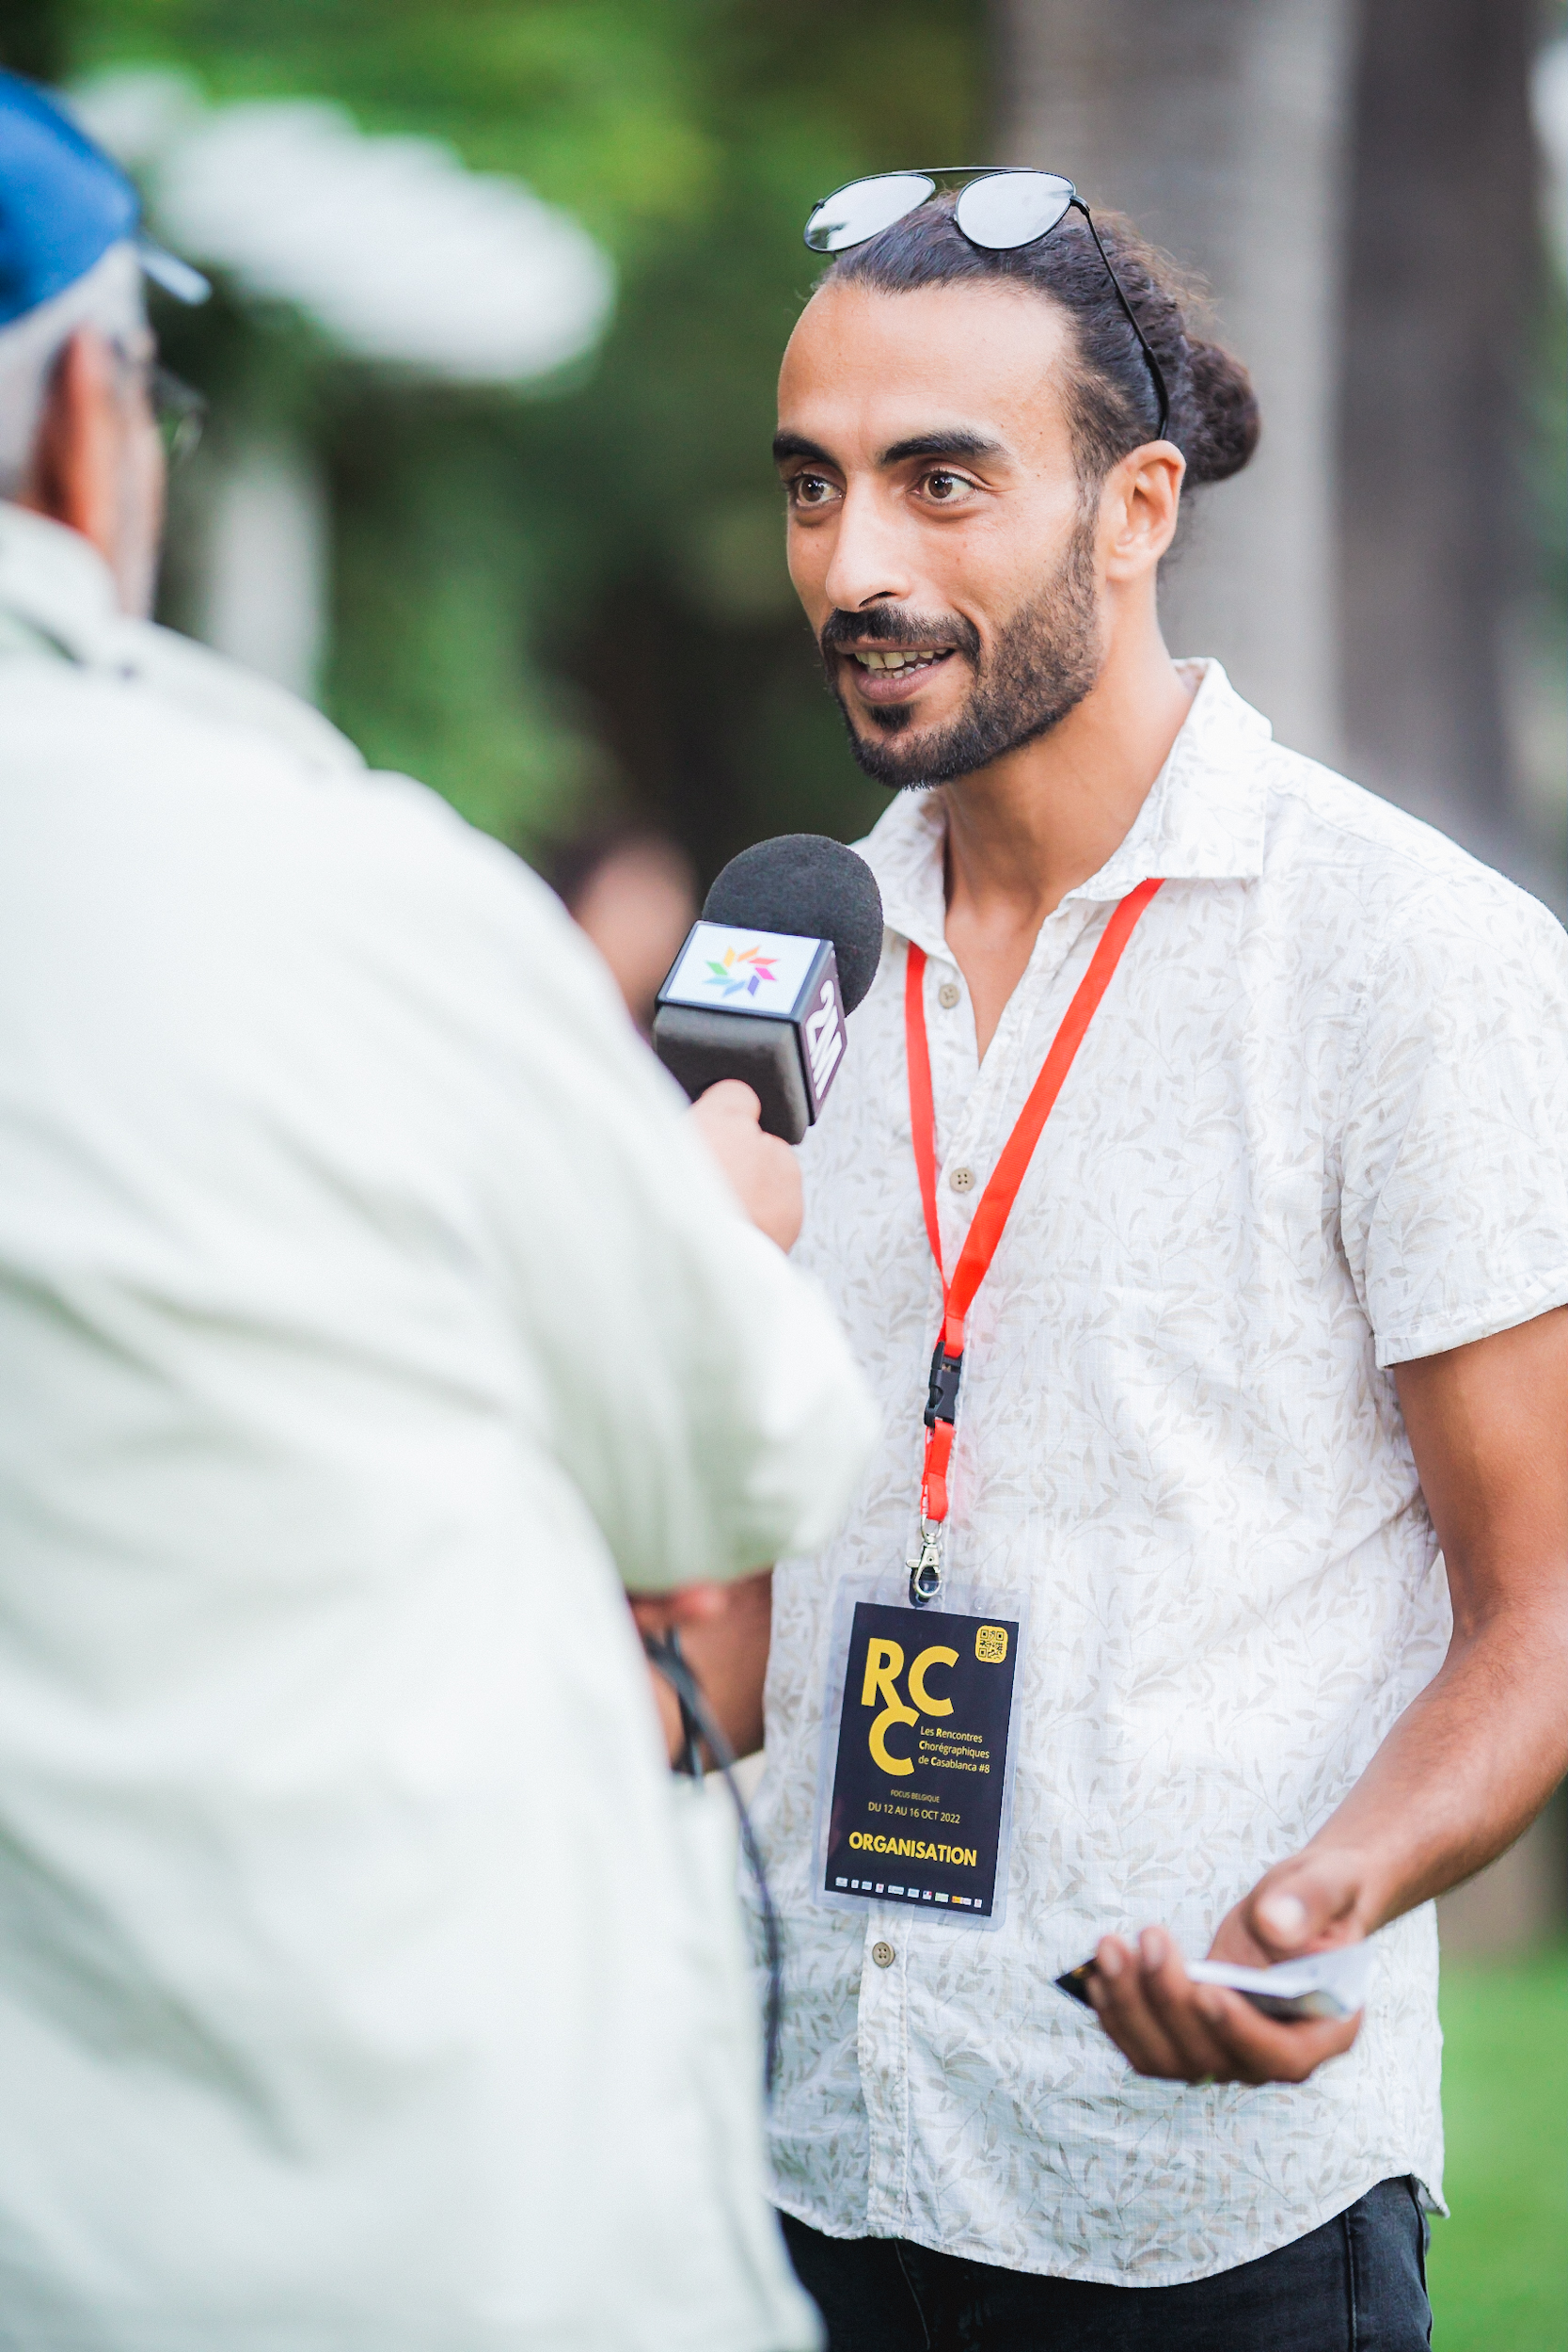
[703,834,884,1013]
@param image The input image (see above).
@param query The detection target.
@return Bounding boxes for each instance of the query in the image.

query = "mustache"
[818,606,982,663]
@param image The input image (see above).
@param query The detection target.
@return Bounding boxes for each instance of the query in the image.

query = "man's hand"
[1209,1847,1372,1968]
[626,1584,730,1642]
[629,1570,774,1767]
[1088,1853,1370,2084]
[690,1080,802,1251]
[1085,1925,1361,2087]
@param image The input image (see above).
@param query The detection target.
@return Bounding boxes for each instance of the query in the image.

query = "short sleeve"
[1338,882,1568,1368]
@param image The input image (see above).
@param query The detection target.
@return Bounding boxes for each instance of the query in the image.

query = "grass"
[1429,1945,1567,2351]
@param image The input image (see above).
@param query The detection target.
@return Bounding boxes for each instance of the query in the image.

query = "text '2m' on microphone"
[652,834,884,1143]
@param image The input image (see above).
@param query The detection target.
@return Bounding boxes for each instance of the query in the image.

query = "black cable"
[665,1628,705,1782]
[643,1631,784,2098]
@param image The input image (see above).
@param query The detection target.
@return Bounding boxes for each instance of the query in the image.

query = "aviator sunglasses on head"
[803,168,1170,443]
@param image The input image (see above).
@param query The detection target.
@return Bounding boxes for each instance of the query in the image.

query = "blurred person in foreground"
[694,179,1567,2347]
[0,73,875,2352]
[552,824,698,1035]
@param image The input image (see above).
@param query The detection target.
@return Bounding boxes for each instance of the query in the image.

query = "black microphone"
[652,834,884,1143]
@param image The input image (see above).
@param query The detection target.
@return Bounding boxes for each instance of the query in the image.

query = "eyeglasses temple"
[1071,201,1170,444]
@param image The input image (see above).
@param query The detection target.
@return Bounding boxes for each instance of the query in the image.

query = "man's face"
[26,321,166,618]
[775,279,1105,788]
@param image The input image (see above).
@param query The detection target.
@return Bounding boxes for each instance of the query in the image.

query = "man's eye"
[923,470,968,502]
[791,473,837,508]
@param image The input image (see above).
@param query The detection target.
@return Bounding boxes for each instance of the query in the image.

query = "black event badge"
[819,1599,1022,1924]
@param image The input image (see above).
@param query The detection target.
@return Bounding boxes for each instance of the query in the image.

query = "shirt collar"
[0,501,121,662]
[0,499,367,780]
[858,659,1271,958]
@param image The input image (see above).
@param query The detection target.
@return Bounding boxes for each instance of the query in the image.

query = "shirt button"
[949,1165,975,1194]
[871,1941,896,1969]
[937,980,961,1009]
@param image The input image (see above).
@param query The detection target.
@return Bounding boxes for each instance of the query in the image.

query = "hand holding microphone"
[655,834,884,1144]
[690,1079,803,1250]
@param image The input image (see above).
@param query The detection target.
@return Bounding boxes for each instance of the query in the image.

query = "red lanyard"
[904,878,1164,1598]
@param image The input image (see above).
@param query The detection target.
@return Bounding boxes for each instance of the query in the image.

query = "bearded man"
[724,173,1568,2350]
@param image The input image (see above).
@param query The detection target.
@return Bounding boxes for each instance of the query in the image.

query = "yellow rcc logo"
[861,1637,957,1776]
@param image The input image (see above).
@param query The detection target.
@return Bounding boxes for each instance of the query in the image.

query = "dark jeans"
[781,2179,1432,2352]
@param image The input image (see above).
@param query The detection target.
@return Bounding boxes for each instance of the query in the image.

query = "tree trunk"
[990,0,1354,768]
[1338,0,1544,881]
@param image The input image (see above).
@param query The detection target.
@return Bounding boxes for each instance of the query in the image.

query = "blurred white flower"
[71,69,615,381]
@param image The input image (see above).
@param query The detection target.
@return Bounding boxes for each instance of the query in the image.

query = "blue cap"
[0,68,208,326]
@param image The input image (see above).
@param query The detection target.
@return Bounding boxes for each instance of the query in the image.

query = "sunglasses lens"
[804,172,937,253]
[955,171,1074,251]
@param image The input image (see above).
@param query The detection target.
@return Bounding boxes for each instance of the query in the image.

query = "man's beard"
[819,518,1103,790]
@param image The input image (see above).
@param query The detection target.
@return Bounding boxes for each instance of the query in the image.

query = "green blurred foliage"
[1430,1946,1568,2351]
[12,0,986,877]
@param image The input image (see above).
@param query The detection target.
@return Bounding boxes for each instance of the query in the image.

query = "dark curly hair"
[819,192,1259,493]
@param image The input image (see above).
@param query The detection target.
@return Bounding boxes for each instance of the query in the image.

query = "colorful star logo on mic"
[704,943,779,998]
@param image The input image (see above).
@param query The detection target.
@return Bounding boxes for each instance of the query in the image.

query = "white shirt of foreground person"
[756,659,1568,2285]
[0,501,876,2352]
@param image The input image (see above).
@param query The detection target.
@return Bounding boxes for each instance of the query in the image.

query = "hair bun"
[1181,341,1260,485]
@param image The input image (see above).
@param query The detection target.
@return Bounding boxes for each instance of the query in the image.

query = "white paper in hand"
[1183,1943,1371,2021]
[1055,1939,1371,2023]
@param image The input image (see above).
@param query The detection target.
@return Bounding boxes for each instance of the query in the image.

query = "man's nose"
[821,482,916,615]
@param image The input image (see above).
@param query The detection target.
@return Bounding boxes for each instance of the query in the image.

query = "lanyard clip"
[925,1336,963,1427]
[907,1519,943,1608]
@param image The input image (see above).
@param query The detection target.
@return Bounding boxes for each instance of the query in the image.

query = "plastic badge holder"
[813,1571,1030,1934]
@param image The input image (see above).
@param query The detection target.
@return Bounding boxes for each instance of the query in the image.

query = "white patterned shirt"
[754,660,1568,2286]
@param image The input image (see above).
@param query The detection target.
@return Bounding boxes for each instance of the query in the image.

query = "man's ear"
[1101,442,1185,584]
[23,328,124,562]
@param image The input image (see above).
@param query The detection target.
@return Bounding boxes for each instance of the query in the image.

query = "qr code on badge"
[975,1625,1008,1663]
